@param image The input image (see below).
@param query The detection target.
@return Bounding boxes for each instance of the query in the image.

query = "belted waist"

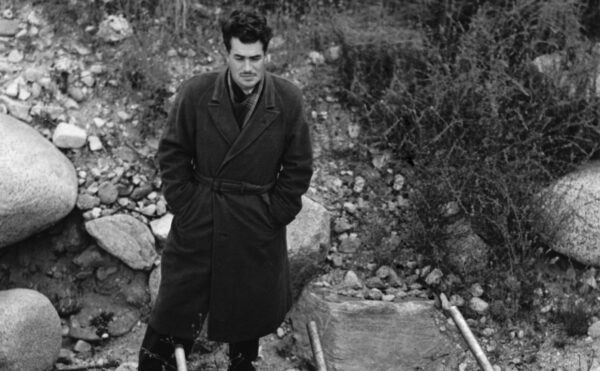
[193,171,274,195]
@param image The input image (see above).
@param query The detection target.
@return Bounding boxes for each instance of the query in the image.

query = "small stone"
[52,122,87,148]
[343,270,363,289]
[117,110,132,121]
[425,268,444,286]
[97,182,119,204]
[73,340,92,354]
[347,122,360,139]
[7,49,23,63]
[308,51,325,65]
[2,9,14,19]
[450,294,465,307]
[276,327,285,338]
[353,176,365,193]
[81,72,95,87]
[117,184,133,197]
[139,204,156,217]
[393,174,405,191]
[482,328,495,337]
[343,202,357,214]
[4,80,19,97]
[470,283,484,297]
[441,201,460,217]
[588,321,600,338]
[17,87,31,101]
[365,276,385,289]
[331,254,343,267]
[57,348,74,363]
[28,82,40,99]
[150,213,173,243]
[89,64,105,74]
[68,86,85,102]
[76,194,100,211]
[382,294,395,302]
[96,266,118,280]
[333,217,353,233]
[338,234,360,253]
[130,183,154,201]
[469,297,489,313]
[0,95,32,122]
[155,200,167,216]
[93,117,106,127]
[324,45,342,63]
[88,135,103,151]
[366,288,383,300]
[27,11,43,26]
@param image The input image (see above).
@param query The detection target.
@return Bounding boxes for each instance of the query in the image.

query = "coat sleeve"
[157,80,197,212]
[269,89,313,227]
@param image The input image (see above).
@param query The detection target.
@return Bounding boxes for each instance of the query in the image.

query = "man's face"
[227,37,266,93]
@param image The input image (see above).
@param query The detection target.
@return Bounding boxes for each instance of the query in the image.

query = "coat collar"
[208,68,280,174]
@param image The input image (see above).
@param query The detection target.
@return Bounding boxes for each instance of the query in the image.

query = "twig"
[54,359,119,370]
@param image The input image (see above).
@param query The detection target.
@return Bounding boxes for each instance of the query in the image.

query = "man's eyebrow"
[233,53,263,58]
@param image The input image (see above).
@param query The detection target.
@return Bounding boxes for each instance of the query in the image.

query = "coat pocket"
[258,193,281,230]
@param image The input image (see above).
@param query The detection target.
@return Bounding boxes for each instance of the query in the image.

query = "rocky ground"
[3,1,600,371]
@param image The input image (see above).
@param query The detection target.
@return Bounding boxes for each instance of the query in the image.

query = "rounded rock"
[0,289,62,371]
[1,114,77,248]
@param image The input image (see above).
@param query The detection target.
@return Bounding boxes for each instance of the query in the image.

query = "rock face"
[0,289,62,371]
[290,287,460,371]
[536,162,600,266]
[85,214,158,270]
[0,114,78,248]
[287,196,330,256]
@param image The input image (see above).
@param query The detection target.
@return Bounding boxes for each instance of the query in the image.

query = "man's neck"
[229,72,257,102]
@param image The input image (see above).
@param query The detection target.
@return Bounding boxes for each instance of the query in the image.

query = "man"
[138,8,313,371]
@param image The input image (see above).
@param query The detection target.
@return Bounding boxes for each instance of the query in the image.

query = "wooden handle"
[174,344,188,371]
[440,294,495,371]
[307,320,328,371]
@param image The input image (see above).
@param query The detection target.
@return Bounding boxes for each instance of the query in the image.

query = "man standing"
[138,8,313,371]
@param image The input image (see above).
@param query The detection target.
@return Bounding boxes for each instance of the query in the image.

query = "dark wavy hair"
[220,9,273,53]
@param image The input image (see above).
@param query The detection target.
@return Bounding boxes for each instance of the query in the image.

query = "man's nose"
[243,59,252,71]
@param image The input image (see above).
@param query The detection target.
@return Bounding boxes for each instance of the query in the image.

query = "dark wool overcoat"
[149,69,313,342]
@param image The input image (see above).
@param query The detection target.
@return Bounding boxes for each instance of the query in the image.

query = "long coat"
[149,69,313,342]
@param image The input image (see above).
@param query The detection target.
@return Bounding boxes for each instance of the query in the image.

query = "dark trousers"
[138,325,259,371]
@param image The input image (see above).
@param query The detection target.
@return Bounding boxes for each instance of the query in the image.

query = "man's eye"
[251,57,262,62]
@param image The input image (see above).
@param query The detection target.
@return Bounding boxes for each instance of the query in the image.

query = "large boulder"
[536,162,600,266]
[287,196,330,257]
[290,287,461,371]
[0,114,77,248]
[0,288,62,371]
[85,214,158,270]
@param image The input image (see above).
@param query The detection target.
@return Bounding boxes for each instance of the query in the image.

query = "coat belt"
[193,170,274,195]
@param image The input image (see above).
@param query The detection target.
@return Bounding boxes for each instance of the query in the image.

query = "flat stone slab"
[289,287,462,371]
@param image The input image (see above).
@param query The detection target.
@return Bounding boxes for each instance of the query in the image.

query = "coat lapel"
[218,73,280,173]
[208,69,240,146]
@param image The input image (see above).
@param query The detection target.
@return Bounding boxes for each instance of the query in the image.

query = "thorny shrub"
[336,0,600,317]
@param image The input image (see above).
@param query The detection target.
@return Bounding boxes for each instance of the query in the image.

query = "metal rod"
[174,344,188,371]
[307,320,328,371]
[440,294,495,371]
